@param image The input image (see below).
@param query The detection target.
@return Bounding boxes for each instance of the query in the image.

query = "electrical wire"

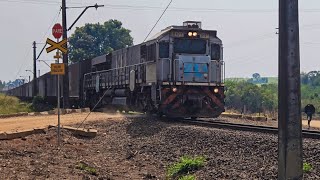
[78,4,320,13]
[6,7,61,92]
[41,7,62,40]
[0,0,81,6]
[2,0,320,13]
[143,0,173,42]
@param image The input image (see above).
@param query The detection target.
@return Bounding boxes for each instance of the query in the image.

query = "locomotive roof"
[147,25,218,41]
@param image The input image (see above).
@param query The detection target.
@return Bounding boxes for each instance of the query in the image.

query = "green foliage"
[0,94,31,114]
[226,71,320,116]
[69,19,133,62]
[76,162,97,175]
[303,162,312,173]
[225,80,278,114]
[32,95,44,105]
[31,95,45,112]
[301,85,320,115]
[178,175,196,180]
[301,71,320,87]
[31,96,54,112]
[167,156,205,179]
[0,80,4,90]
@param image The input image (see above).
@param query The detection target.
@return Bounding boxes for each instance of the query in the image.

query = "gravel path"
[0,116,319,179]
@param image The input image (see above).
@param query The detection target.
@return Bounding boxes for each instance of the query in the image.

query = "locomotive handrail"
[84,61,155,88]
[84,61,155,77]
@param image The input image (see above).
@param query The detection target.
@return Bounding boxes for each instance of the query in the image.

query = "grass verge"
[76,162,97,175]
[0,94,31,115]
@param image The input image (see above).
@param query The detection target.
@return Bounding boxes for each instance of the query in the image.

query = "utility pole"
[33,41,37,96]
[278,0,303,179]
[62,0,69,108]
[61,1,103,108]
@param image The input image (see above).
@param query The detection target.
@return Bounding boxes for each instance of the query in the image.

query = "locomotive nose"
[183,95,202,114]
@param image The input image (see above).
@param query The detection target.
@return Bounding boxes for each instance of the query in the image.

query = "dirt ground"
[0,114,320,179]
[0,112,125,132]
[1,112,318,133]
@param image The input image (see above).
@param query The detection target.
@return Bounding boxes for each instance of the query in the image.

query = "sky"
[0,0,320,82]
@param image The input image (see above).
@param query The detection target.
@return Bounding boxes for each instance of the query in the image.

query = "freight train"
[7,21,225,118]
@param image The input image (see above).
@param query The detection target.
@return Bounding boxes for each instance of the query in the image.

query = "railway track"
[172,118,320,139]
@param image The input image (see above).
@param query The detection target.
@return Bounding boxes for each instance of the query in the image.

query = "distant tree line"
[225,70,320,117]
[0,80,6,90]
[301,71,320,115]
[225,81,278,116]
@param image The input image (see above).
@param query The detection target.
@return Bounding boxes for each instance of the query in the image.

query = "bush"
[76,162,97,175]
[31,95,53,112]
[178,175,196,180]
[0,94,31,114]
[303,162,312,173]
[167,156,205,179]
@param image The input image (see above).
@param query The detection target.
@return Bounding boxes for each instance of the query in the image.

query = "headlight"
[193,32,198,36]
[188,32,193,37]
[214,88,219,93]
[172,87,178,92]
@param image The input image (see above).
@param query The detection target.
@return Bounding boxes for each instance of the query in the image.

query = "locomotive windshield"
[174,39,206,54]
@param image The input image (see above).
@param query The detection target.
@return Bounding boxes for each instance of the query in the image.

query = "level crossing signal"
[46,38,67,54]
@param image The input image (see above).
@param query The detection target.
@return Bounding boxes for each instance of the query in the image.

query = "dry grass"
[0,94,31,115]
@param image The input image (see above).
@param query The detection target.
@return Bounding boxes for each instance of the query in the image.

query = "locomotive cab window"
[141,45,147,62]
[211,44,221,60]
[159,42,169,58]
[174,39,206,54]
[147,43,156,62]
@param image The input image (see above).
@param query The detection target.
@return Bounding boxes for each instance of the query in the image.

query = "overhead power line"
[2,0,320,13]
[143,0,173,42]
[0,0,81,6]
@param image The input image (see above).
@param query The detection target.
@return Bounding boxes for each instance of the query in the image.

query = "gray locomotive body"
[84,21,225,118]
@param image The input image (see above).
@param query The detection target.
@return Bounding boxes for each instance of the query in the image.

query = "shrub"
[178,175,196,180]
[167,156,205,179]
[303,162,312,173]
[0,94,31,114]
[76,162,97,175]
[31,95,53,112]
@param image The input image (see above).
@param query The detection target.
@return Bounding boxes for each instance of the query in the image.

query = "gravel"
[0,116,319,179]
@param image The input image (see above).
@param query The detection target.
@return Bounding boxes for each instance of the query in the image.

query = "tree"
[252,73,261,79]
[68,19,133,62]
[301,71,320,86]
[225,80,277,114]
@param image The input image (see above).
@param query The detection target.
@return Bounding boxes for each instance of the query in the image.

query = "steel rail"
[172,119,320,139]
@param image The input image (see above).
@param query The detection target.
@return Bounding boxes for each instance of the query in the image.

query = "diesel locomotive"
[84,21,225,118]
[7,21,225,118]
